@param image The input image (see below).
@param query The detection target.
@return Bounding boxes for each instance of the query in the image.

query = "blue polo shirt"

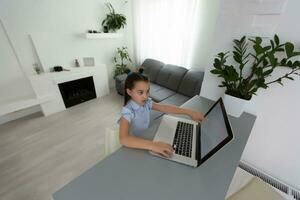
[118,98,153,136]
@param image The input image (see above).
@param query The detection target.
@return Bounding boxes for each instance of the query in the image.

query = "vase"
[223,93,250,117]
[103,26,109,33]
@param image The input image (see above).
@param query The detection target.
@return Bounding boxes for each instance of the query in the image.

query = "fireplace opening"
[58,76,96,108]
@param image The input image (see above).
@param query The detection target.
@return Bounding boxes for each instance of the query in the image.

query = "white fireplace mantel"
[29,65,109,116]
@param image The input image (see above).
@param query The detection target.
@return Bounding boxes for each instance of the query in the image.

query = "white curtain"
[133,0,200,68]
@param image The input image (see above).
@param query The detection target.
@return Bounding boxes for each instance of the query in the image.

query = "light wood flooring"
[0,91,123,200]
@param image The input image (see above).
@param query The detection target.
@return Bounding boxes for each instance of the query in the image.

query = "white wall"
[0,0,134,89]
[189,0,220,70]
[200,0,300,189]
[0,19,36,104]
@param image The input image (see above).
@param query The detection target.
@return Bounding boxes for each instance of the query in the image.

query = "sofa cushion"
[156,64,187,91]
[141,59,164,83]
[150,87,176,102]
[161,93,190,106]
[150,83,164,93]
[177,69,204,97]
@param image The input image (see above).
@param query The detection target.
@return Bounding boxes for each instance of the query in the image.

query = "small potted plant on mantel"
[210,35,300,117]
[102,3,127,33]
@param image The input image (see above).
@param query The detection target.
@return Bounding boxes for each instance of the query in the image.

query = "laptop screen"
[198,98,233,163]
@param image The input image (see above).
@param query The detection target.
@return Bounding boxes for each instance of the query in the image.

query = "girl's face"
[126,81,150,106]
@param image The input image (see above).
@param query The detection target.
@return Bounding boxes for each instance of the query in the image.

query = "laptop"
[150,98,234,167]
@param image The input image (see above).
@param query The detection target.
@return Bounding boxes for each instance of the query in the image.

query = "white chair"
[105,125,121,156]
[226,168,289,200]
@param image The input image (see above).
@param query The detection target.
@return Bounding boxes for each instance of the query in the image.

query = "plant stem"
[266,68,299,85]
[245,44,284,82]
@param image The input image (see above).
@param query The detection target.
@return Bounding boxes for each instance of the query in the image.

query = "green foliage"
[33,66,42,74]
[113,46,132,78]
[102,3,126,32]
[211,35,300,100]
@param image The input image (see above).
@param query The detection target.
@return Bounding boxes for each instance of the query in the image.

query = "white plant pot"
[223,93,250,118]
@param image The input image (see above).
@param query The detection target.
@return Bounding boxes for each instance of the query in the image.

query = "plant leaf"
[280,58,287,65]
[292,52,300,57]
[253,44,264,55]
[263,46,271,51]
[293,61,300,67]
[267,52,277,67]
[233,54,241,64]
[285,42,294,58]
[274,34,279,46]
[213,58,221,69]
[256,37,262,44]
[287,60,293,67]
[263,69,273,76]
[270,40,274,50]
[263,58,268,66]
[211,69,221,74]
[286,76,294,80]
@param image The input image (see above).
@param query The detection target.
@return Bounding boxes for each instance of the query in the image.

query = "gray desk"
[53,96,256,200]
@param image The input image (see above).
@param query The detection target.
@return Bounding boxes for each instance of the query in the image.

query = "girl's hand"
[190,111,205,122]
[151,141,174,158]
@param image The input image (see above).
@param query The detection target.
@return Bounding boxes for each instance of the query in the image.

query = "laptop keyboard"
[172,121,194,158]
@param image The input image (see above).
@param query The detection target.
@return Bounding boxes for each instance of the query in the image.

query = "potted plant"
[113,46,132,78]
[102,3,126,32]
[211,35,300,117]
[33,64,42,75]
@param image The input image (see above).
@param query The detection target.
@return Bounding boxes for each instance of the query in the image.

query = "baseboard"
[0,105,42,125]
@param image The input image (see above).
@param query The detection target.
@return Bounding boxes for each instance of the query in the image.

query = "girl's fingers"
[160,151,170,158]
[166,144,174,150]
[165,148,174,157]
[164,148,172,155]
[194,112,205,121]
[160,142,173,151]
[155,142,174,157]
[158,149,172,158]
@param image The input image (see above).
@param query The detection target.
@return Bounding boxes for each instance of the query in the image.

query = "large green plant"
[113,46,132,78]
[102,3,126,32]
[211,35,300,100]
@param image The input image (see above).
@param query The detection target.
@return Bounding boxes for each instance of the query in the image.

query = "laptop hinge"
[195,123,201,167]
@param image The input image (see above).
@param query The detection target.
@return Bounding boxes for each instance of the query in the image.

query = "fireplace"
[58,76,96,108]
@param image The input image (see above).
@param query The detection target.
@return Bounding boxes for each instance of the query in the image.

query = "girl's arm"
[119,117,173,157]
[152,102,205,121]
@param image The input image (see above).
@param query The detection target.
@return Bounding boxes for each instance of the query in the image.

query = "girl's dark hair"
[124,70,148,106]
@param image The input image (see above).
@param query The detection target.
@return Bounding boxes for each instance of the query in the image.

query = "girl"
[118,71,205,158]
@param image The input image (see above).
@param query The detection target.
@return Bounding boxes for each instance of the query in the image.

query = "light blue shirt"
[118,98,153,136]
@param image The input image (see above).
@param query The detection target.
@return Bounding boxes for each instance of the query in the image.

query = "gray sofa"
[115,58,204,122]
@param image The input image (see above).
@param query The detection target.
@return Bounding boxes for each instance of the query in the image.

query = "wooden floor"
[0,91,123,200]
